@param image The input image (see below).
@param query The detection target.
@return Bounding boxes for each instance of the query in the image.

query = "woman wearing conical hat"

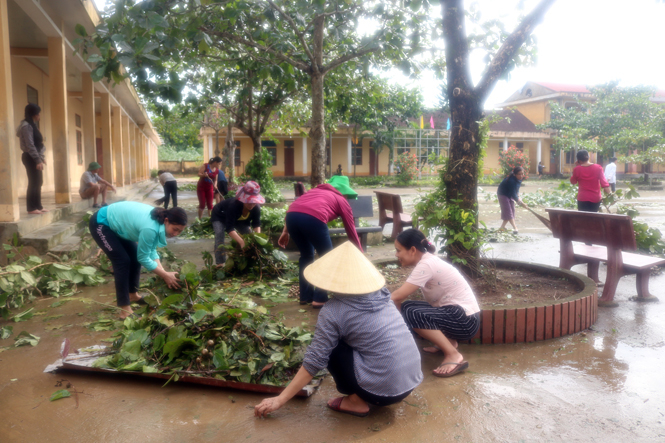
[254,242,423,418]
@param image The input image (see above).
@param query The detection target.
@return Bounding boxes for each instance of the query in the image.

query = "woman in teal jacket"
[89,202,188,319]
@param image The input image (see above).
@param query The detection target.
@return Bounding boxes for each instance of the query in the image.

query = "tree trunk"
[224,120,235,180]
[250,135,261,153]
[309,71,326,186]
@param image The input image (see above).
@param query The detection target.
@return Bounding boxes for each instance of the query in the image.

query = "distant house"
[496,81,665,175]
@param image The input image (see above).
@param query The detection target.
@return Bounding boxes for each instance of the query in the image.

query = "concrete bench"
[328,196,382,250]
[374,191,418,239]
[546,208,665,306]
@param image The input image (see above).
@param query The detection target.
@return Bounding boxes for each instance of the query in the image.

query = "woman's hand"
[254,397,284,418]
[278,231,289,249]
[161,271,181,289]
[36,163,44,171]
[519,200,528,208]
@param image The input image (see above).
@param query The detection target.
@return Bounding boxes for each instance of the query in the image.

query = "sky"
[93,0,665,109]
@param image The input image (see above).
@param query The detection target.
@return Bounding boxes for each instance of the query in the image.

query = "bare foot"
[28,210,42,215]
[312,302,326,308]
[432,351,465,376]
[40,208,50,213]
[118,305,134,320]
[327,395,369,415]
[423,339,458,354]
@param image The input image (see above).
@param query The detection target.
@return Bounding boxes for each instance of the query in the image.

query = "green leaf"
[19,271,36,286]
[12,308,34,322]
[49,389,71,401]
[120,340,143,361]
[0,326,13,340]
[14,331,40,347]
[212,349,229,369]
[162,338,197,363]
[74,24,87,37]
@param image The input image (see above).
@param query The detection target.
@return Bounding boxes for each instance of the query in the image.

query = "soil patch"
[380,263,582,309]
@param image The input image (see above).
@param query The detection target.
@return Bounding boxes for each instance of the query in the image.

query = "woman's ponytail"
[150,207,188,226]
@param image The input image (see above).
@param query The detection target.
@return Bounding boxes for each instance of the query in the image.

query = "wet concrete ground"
[1,180,665,442]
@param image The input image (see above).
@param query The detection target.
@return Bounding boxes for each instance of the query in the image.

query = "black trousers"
[217,179,228,197]
[163,180,178,209]
[21,152,43,212]
[89,212,142,307]
[327,341,413,407]
[577,200,601,212]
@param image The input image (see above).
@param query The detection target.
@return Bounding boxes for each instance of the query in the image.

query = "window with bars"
[75,114,82,128]
[76,131,83,165]
[234,141,241,167]
[352,147,362,165]
[267,148,277,166]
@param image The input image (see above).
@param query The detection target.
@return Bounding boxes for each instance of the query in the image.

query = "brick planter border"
[373,258,598,345]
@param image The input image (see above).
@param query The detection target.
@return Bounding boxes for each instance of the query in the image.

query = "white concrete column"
[537,139,542,165]
[347,134,352,173]
[503,136,508,152]
[112,106,123,186]
[100,93,113,183]
[129,123,136,183]
[208,136,213,159]
[0,0,19,221]
[122,114,131,185]
[302,137,308,175]
[82,72,96,164]
[48,35,72,203]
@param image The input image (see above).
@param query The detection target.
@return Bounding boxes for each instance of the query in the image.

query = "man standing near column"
[604,157,617,193]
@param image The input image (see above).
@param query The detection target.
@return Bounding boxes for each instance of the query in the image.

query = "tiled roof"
[486,109,544,133]
[533,82,591,94]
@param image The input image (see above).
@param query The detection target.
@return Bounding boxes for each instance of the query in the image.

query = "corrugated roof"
[533,82,591,94]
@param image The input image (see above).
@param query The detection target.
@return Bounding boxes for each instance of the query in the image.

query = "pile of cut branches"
[224,233,294,280]
[182,217,214,240]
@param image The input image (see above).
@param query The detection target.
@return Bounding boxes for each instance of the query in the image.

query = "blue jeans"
[286,212,333,303]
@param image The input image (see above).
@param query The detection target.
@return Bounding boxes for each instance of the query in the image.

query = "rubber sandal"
[432,361,469,378]
[327,397,369,417]
[131,296,148,306]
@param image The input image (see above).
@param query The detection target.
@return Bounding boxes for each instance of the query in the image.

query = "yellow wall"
[11,57,55,195]
[514,102,548,125]
[68,97,86,190]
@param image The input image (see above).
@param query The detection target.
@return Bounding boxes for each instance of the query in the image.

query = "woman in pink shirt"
[391,229,480,378]
[570,150,610,212]
[278,181,362,308]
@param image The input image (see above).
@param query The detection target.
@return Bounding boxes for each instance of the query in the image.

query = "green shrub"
[241,147,284,203]
[260,205,288,234]
[394,152,419,185]
[158,145,203,161]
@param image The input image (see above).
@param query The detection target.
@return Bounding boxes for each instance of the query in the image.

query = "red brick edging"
[374,258,598,345]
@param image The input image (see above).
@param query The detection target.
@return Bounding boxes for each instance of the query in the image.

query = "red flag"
[429,116,434,129]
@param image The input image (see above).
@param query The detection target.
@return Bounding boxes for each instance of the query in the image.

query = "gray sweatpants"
[212,221,250,265]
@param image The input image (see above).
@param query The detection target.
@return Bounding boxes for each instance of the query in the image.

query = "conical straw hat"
[303,241,385,295]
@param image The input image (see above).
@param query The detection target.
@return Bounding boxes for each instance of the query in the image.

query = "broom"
[524,206,552,231]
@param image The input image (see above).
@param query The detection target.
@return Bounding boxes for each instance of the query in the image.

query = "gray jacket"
[16,121,46,164]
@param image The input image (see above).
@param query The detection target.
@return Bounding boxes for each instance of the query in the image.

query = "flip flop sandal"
[327,397,369,417]
[432,361,469,378]
[131,296,148,306]
[120,312,142,321]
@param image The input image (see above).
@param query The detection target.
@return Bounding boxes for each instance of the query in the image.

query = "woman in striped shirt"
[254,242,422,418]
[391,229,481,378]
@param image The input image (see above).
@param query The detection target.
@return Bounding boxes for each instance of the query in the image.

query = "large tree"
[76,0,430,186]
[438,0,555,264]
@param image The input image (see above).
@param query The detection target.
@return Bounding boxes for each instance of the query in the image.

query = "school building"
[0,0,160,224]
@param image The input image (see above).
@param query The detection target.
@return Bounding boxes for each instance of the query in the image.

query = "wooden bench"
[328,196,382,250]
[546,208,665,306]
[374,191,418,239]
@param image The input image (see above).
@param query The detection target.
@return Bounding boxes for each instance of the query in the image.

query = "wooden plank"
[562,302,569,336]
[515,308,526,343]
[535,307,545,341]
[545,305,554,340]
[505,310,516,344]
[482,310,493,344]
[493,310,505,344]
[580,297,587,330]
[553,304,562,338]
[526,307,536,342]
[574,299,582,333]
[569,301,576,334]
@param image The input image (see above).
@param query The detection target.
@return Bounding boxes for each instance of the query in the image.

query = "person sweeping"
[254,241,423,418]
[89,202,187,319]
